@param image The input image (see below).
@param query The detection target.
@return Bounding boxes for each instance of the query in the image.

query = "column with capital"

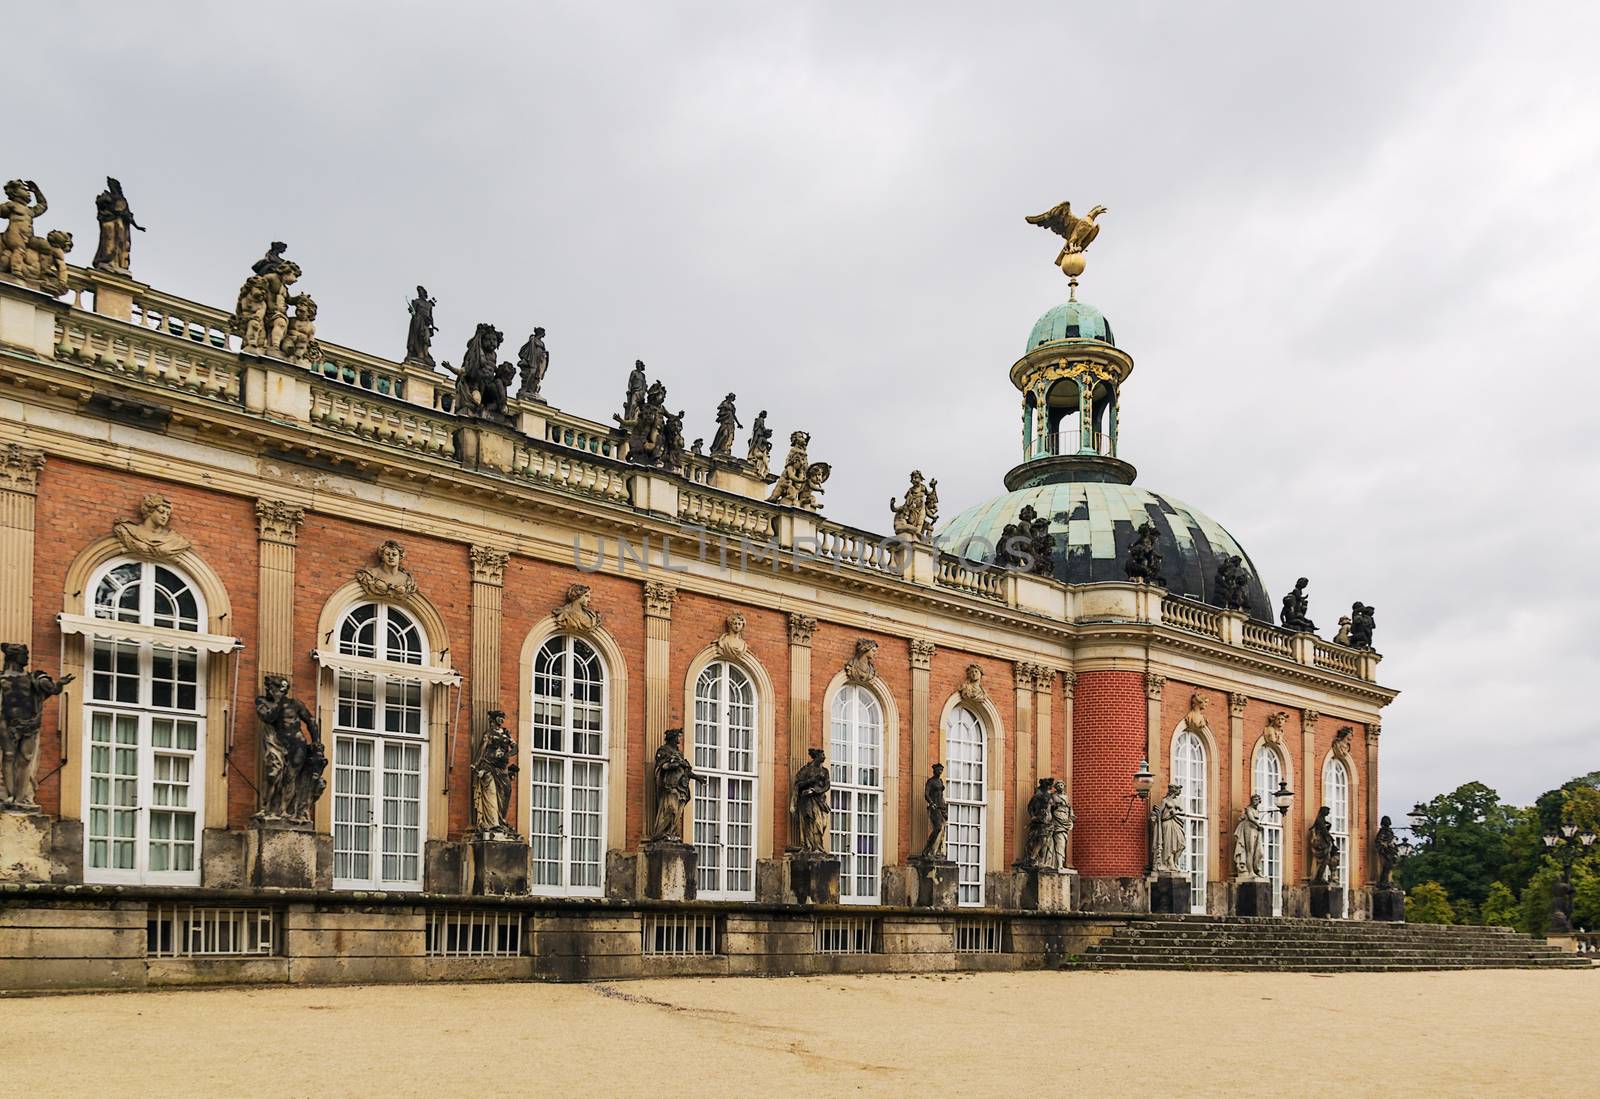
[0,445,46,646]
[1013,663,1036,869]
[908,640,935,856]
[641,581,675,834]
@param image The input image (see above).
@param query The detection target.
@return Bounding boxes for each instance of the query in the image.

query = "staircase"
[1075,918,1593,972]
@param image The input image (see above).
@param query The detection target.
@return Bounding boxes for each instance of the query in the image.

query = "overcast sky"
[19,2,1600,820]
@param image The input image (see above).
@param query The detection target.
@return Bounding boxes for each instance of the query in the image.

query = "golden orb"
[1059,253,1087,278]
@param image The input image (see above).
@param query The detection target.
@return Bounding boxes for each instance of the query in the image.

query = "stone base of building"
[905,857,959,908]
[1371,886,1405,922]
[0,811,82,884]
[1150,873,1191,914]
[1309,882,1345,919]
[470,837,530,896]
[247,824,332,890]
[1017,866,1075,912]
[641,842,697,902]
[1076,875,1150,914]
[1233,878,1272,917]
[783,851,840,906]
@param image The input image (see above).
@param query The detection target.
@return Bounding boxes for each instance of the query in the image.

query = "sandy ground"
[8,969,1598,1098]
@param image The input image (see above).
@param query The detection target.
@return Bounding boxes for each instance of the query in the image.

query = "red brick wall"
[1070,669,1148,876]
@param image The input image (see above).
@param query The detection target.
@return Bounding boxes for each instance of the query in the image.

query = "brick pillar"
[785,614,816,850]
[1013,663,1035,864]
[1071,669,1150,877]
[468,545,509,739]
[1301,708,1318,882]
[0,445,46,646]
[909,640,934,855]
[642,581,675,831]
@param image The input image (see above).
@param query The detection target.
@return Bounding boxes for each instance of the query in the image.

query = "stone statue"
[230,246,313,360]
[552,583,602,632]
[1375,815,1400,888]
[280,293,323,365]
[355,539,419,598]
[747,410,773,475]
[798,460,831,510]
[1151,784,1187,874]
[1025,200,1107,268]
[768,431,813,507]
[1023,506,1054,576]
[404,286,437,365]
[917,763,948,859]
[1212,555,1251,612]
[890,471,929,540]
[1047,779,1075,870]
[0,643,74,810]
[1124,521,1165,585]
[517,328,549,399]
[617,376,675,467]
[113,494,192,561]
[1308,805,1335,883]
[1022,778,1053,867]
[662,408,687,472]
[1233,794,1266,880]
[470,709,519,838]
[714,613,749,662]
[792,747,832,853]
[710,393,741,457]
[442,323,513,420]
[843,639,878,685]
[1280,577,1316,633]
[691,438,704,457]
[252,241,288,275]
[1183,692,1210,735]
[254,675,326,825]
[644,728,704,843]
[1349,602,1376,649]
[92,177,144,274]
[621,360,649,424]
[957,664,986,703]
[0,179,70,292]
[1333,616,1353,645]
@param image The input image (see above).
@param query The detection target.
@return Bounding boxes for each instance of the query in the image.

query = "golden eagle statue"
[1025,201,1107,274]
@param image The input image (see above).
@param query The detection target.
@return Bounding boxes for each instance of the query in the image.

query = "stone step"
[1070,959,1591,972]
[1090,941,1571,957]
[1105,933,1568,951]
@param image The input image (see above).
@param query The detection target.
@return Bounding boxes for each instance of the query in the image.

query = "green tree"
[1517,863,1559,937]
[1398,782,1519,907]
[1481,881,1519,927]
[1405,881,1455,925]
[1573,863,1600,931]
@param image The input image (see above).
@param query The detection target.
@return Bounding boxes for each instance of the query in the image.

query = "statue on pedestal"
[1280,577,1316,633]
[890,471,938,542]
[254,675,325,825]
[644,728,703,843]
[1022,777,1053,867]
[710,393,741,457]
[621,360,649,424]
[0,179,73,293]
[1333,616,1353,645]
[747,410,772,475]
[1150,784,1187,874]
[1048,779,1075,869]
[1232,794,1266,880]
[917,763,948,859]
[113,494,192,561]
[1308,805,1335,883]
[617,377,675,467]
[442,323,513,420]
[0,643,74,811]
[517,328,549,400]
[1349,602,1376,649]
[231,245,317,360]
[404,286,437,365]
[792,747,832,852]
[1124,521,1165,585]
[1212,555,1251,611]
[1374,815,1400,888]
[769,431,830,510]
[92,177,144,274]
[470,709,519,838]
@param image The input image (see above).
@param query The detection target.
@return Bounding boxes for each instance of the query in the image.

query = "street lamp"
[1271,780,1294,818]
[1540,825,1598,936]
[1120,759,1156,821]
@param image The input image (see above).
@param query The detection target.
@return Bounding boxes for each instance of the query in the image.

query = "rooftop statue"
[616,374,677,467]
[621,360,648,424]
[1025,199,1107,296]
[517,328,549,400]
[769,430,830,511]
[231,244,319,363]
[747,410,773,476]
[710,393,741,457]
[0,179,73,297]
[1124,521,1165,585]
[1212,554,1251,611]
[442,323,513,420]
[1280,577,1316,633]
[1349,602,1376,649]
[1333,616,1353,645]
[890,470,939,542]
[404,285,437,365]
[0,642,75,811]
[92,177,144,274]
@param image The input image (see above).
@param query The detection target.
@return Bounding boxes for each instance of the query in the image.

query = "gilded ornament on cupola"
[1025,199,1107,300]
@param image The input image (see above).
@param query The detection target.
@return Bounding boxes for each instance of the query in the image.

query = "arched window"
[944,708,987,907]
[332,602,427,890]
[829,684,883,904]
[692,661,756,900]
[1172,730,1208,913]
[83,560,206,884]
[1252,746,1285,916]
[529,635,608,897]
[1323,756,1351,904]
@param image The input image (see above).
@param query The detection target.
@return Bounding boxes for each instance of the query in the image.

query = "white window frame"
[1252,746,1285,916]
[1172,730,1208,914]
[944,707,987,907]
[528,634,609,899]
[327,602,430,892]
[81,559,207,887]
[692,661,758,901]
[1323,755,1351,906]
[829,684,883,905]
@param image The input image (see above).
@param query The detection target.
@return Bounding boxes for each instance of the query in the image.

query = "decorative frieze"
[254,499,305,546]
[468,545,509,586]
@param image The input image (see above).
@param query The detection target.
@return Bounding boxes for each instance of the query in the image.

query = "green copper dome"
[1027,300,1114,351]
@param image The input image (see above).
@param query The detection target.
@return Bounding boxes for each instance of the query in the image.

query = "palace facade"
[0,183,1395,988]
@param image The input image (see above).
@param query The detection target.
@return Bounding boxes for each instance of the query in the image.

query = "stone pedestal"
[1150,872,1192,915]
[642,841,698,902]
[1233,878,1272,917]
[1371,885,1405,922]
[785,850,841,906]
[1018,866,1075,913]
[470,836,530,896]
[1308,882,1345,919]
[454,423,516,473]
[908,856,960,909]
[0,811,80,884]
[247,823,332,890]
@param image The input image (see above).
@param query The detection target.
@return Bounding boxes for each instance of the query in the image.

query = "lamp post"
[1541,824,1597,936]
[1120,759,1155,822]
[1269,780,1295,820]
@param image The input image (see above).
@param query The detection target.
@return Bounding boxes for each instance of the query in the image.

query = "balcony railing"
[935,553,1006,601]
[1161,596,1222,639]
[1030,430,1113,460]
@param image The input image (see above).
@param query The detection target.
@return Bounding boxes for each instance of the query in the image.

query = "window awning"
[312,648,461,687]
[56,612,242,655]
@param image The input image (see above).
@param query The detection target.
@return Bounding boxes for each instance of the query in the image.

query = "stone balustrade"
[308,381,454,457]
[936,552,1006,601]
[54,309,241,402]
[1242,620,1294,657]
[679,487,776,538]
[1161,595,1223,638]
[814,521,902,575]
[1313,639,1362,677]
